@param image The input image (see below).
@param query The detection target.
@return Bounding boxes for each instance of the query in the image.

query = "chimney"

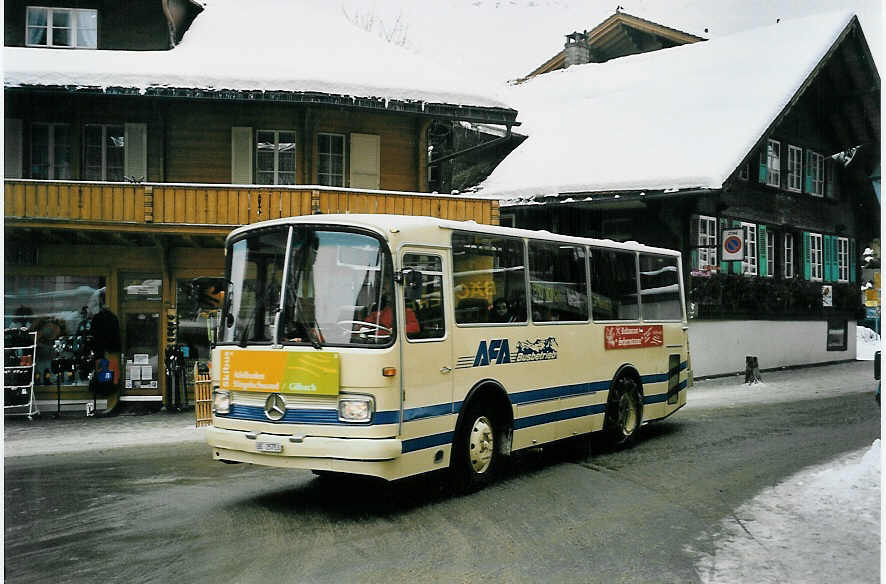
[564,30,590,68]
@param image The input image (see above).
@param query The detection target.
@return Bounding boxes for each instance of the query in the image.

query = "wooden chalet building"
[3,0,517,413]
[478,12,880,376]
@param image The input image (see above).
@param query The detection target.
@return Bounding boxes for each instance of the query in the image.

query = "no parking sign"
[721,228,745,261]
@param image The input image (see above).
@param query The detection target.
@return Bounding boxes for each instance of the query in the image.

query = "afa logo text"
[466,337,559,368]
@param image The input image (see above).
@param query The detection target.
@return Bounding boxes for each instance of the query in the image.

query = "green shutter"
[804,150,813,193]
[850,238,856,283]
[758,147,768,183]
[719,218,729,273]
[823,235,834,282]
[758,225,768,276]
[690,250,698,271]
[803,232,811,280]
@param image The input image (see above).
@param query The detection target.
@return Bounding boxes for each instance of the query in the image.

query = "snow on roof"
[476,11,859,200]
[3,0,510,111]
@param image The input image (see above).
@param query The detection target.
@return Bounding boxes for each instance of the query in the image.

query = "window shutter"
[802,232,811,280]
[349,133,380,189]
[231,126,253,184]
[758,225,768,277]
[849,238,856,283]
[124,123,147,181]
[823,235,834,281]
[5,118,22,178]
[758,147,768,183]
[718,217,729,273]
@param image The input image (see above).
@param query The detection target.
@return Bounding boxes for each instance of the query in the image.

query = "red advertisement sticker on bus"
[604,325,663,350]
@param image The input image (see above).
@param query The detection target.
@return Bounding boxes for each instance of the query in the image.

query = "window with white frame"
[738,162,749,181]
[837,237,849,282]
[83,124,124,181]
[787,145,802,191]
[783,233,794,278]
[695,215,718,270]
[317,133,345,187]
[809,233,823,281]
[255,130,296,185]
[808,151,825,196]
[30,122,72,179]
[740,222,757,275]
[766,230,775,277]
[26,6,97,48]
[765,139,781,187]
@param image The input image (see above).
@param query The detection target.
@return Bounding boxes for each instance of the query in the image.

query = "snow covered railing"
[4,180,500,227]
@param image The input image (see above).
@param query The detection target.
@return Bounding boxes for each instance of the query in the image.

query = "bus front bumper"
[206,426,402,462]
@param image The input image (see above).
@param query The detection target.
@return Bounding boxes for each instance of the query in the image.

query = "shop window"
[590,248,639,321]
[256,130,296,185]
[121,277,162,302]
[26,6,97,49]
[317,133,345,187]
[528,241,588,322]
[639,254,681,321]
[31,122,72,179]
[452,232,526,324]
[4,275,107,388]
[826,319,847,351]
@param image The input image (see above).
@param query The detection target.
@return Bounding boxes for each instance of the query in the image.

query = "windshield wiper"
[292,299,323,350]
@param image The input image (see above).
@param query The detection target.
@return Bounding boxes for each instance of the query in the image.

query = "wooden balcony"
[4,180,501,235]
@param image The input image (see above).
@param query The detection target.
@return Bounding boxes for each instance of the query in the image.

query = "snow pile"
[692,439,881,584]
[856,326,881,361]
[477,11,858,198]
[3,0,509,110]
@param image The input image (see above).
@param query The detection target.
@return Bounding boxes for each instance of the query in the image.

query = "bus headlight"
[213,389,232,414]
[338,396,374,423]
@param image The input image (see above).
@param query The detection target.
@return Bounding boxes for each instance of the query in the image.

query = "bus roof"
[226,214,681,257]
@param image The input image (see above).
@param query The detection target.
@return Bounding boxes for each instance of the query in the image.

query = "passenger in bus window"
[490,298,517,323]
[366,295,420,334]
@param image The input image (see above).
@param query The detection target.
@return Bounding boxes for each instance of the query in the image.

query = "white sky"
[342,0,882,85]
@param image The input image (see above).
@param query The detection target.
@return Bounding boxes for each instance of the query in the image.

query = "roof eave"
[5,84,520,126]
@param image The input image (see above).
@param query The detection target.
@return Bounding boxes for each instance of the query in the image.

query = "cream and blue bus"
[206,214,691,491]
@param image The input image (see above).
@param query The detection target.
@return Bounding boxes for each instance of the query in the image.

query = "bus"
[205,214,691,490]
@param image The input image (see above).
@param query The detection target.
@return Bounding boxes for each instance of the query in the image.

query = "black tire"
[602,375,643,447]
[451,403,500,493]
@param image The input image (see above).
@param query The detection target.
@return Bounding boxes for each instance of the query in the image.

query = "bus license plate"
[256,442,282,453]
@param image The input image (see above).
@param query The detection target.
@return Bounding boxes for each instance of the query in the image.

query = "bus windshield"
[220,225,394,347]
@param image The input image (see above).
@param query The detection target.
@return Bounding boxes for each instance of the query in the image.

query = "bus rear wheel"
[603,375,642,447]
[451,404,499,493]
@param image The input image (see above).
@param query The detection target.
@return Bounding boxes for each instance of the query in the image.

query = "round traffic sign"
[724,235,742,254]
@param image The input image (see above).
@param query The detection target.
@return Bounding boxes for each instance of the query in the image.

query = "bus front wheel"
[603,375,642,447]
[451,404,499,493]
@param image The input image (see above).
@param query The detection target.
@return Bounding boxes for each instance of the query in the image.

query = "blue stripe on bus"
[402,403,453,422]
[641,373,669,384]
[222,404,401,426]
[513,404,607,430]
[510,381,610,404]
[401,431,454,453]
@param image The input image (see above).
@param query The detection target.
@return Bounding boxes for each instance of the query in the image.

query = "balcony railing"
[4,180,500,227]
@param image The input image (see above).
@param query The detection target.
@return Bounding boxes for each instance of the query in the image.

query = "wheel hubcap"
[468,416,494,474]
[618,392,638,436]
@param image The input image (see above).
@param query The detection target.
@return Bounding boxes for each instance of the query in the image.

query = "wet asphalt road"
[5,389,879,583]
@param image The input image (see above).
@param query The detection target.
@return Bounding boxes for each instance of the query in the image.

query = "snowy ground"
[858,325,882,361]
[3,361,881,582]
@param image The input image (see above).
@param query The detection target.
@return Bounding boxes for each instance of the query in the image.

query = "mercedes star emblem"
[264,393,287,421]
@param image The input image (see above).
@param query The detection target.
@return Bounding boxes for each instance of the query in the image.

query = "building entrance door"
[121,310,161,403]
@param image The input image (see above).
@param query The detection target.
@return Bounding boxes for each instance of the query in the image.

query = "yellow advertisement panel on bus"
[218,349,340,395]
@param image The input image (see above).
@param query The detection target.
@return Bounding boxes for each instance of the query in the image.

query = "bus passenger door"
[398,251,453,443]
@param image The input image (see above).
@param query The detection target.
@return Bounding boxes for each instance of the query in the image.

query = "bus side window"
[590,248,639,321]
[403,254,445,340]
